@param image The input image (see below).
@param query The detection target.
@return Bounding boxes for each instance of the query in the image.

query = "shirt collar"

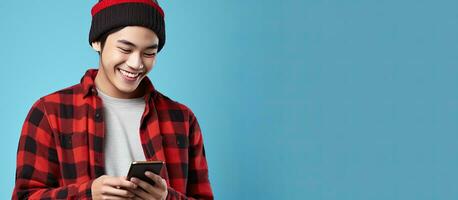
[81,69,156,100]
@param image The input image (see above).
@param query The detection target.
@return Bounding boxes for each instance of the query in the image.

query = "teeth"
[119,69,140,78]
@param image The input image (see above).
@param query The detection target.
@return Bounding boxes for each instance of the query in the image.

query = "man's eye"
[119,48,132,53]
[144,52,156,57]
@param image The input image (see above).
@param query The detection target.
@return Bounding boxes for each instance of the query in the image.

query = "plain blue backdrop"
[1,0,458,199]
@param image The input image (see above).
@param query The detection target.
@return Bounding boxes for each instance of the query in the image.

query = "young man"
[12,0,213,199]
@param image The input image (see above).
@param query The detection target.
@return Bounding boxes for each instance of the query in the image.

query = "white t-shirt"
[97,89,146,177]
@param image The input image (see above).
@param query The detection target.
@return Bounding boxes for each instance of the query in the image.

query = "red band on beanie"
[91,0,164,17]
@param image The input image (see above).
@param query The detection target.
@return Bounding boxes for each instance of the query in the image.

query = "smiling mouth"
[118,68,141,79]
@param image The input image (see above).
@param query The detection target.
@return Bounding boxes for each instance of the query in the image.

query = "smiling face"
[92,26,159,99]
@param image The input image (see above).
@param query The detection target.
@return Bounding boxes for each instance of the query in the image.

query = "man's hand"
[91,175,138,200]
[128,171,168,200]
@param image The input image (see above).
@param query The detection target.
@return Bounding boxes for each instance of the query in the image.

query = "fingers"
[130,177,159,193]
[131,196,143,200]
[98,194,133,200]
[144,171,167,190]
[129,186,154,200]
[127,172,168,200]
[101,185,135,198]
[130,177,163,199]
[92,175,142,200]
[103,176,138,189]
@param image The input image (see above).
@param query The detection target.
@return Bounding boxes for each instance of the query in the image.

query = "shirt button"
[94,109,103,122]
[95,112,102,121]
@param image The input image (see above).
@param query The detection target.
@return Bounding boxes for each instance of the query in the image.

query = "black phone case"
[126,161,163,186]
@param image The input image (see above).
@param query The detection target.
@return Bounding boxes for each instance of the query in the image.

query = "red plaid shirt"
[12,69,213,200]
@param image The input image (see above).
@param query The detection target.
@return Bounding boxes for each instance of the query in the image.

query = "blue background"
[1,0,458,199]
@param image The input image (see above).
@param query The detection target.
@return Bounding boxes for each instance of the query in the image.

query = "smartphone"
[126,161,164,186]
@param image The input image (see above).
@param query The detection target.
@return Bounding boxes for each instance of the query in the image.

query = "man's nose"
[126,52,143,69]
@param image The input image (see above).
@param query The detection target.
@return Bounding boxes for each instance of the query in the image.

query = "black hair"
[97,27,125,53]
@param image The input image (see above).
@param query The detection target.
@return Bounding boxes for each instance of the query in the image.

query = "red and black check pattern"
[12,69,213,200]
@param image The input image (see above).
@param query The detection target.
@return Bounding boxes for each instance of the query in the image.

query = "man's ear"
[91,41,102,52]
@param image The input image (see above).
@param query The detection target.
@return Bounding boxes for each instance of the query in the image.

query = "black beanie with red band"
[89,0,166,52]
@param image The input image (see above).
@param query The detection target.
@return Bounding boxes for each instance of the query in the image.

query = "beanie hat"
[89,0,166,52]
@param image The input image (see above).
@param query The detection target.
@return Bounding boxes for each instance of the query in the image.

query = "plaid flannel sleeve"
[12,99,93,199]
[166,112,213,200]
